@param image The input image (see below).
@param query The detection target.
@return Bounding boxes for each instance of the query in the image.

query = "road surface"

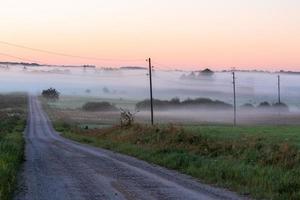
[14,96,244,200]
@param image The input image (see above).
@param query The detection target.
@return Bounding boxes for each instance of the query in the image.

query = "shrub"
[42,88,60,101]
[120,109,135,127]
[85,89,91,94]
[82,102,118,112]
[257,101,271,109]
[240,103,255,110]
[273,102,289,112]
[257,101,289,112]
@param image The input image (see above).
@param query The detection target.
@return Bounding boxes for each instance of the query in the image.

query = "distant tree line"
[136,97,232,111]
[241,101,289,112]
[136,97,289,112]
[0,61,41,66]
[80,97,289,113]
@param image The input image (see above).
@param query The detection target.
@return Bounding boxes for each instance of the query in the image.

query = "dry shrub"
[120,108,135,128]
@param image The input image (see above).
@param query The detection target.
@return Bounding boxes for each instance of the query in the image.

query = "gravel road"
[14,96,244,200]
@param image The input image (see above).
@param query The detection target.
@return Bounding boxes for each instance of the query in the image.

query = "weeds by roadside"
[0,93,27,200]
[55,123,300,200]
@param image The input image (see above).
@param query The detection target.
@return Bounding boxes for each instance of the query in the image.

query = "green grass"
[56,123,300,200]
[184,125,300,147]
[0,94,26,200]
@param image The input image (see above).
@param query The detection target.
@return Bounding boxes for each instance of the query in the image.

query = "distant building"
[200,68,214,76]
[181,68,215,80]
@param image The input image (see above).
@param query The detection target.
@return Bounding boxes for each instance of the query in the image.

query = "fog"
[136,109,300,125]
[1,65,299,106]
[1,64,300,125]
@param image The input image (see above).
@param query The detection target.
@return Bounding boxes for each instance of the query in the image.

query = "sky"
[0,0,300,70]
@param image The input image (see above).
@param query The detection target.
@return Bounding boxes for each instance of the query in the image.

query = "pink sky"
[0,0,300,70]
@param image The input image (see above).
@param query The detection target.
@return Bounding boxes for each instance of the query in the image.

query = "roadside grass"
[0,94,26,200]
[55,122,300,200]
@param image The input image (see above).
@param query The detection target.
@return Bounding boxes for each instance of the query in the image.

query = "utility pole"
[277,75,281,104]
[232,71,237,126]
[147,58,154,125]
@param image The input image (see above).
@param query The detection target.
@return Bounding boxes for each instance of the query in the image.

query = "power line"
[22,69,147,79]
[152,61,175,70]
[0,52,40,63]
[0,40,143,62]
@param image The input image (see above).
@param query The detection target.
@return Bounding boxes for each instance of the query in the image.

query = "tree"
[258,101,271,108]
[42,88,60,101]
[240,103,255,110]
[273,102,289,112]
[85,89,91,94]
[170,97,180,104]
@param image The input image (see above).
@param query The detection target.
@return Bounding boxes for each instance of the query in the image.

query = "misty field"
[45,95,300,126]
[42,96,300,200]
[0,94,26,200]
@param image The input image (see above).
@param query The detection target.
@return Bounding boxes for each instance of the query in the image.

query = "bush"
[120,109,134,127]
[82,102,118,112]
[257,101,271,109]
[273,102,289,112]
[42,88,60,101]
[85,89,91,94]
[240,103,255,110]
[257,101,289,112]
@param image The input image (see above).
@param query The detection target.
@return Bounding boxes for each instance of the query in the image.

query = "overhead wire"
[0,52,41,63]
[0,49,148,79]
[0,51,246,85]
[0,40,144,62]
[152,61,175,70]
[23,67,148,79]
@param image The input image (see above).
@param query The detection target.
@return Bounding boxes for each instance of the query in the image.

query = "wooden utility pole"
[147,58,154,125]
[278,75,281,104]
[232,71,237,126]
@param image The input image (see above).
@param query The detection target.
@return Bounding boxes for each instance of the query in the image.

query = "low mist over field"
[1,64,300,110]
[1,63,299,125]
[2,1,300,199]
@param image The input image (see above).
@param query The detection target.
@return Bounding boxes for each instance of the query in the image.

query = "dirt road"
[14,96,244,200]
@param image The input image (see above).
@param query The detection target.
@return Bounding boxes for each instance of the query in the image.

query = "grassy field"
[53,122,300,200]
[44,95,300,199]
[0,94,27,200]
